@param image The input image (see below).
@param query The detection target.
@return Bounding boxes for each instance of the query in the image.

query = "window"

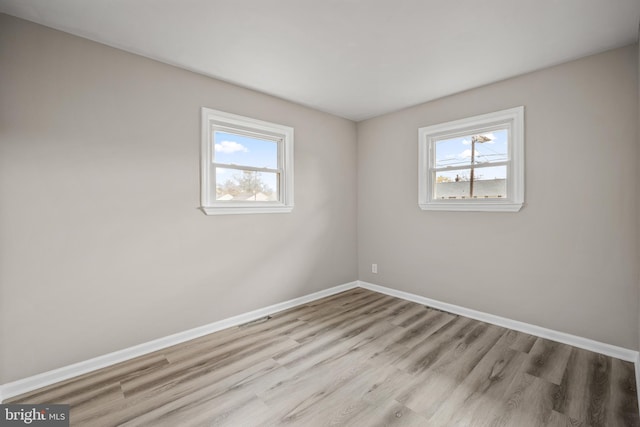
[418,107,524,212]
[200,108,294,215]
[418,106,524,212]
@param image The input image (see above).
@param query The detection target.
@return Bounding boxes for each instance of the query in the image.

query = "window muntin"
[419,107,524,212]
[201,108,293,215]
[434,165,508,200]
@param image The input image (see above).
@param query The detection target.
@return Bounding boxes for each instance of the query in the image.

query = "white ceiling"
[1,0,639,121]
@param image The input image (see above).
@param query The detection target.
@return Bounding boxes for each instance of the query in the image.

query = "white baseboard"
[358,281,639,363]
[0,281,359,402]
[2,279,638,403]
[636,353,640,410]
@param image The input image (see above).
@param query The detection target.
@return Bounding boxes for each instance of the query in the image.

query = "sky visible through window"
[434,129,508,182]
[213,131,278,194]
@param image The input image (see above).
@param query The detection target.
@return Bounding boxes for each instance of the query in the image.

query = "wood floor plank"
[286,294,394,344]
[271,318,399,385]
[503,328,538,353]
[345,399,428,427]
[389,303,429,327]
[258,358,373,423]
[487,372,558,427]
[301,288,369,311]
[162,317,305,365]
[546,410,591,427]
[149,340,296,398]
[393,315,478,374]
[119,375,272,427]
[558,350,612,427]
[338,364,414,406]
[394,308,457,349]
[5,288,638,427]
[553,347,600,425]
[387,300,416,319]
[6,353,168,404]
[427,331,529,425]
[122,335,298,397]
[396,322,506,419]
[295,291,388,323]
[605,357,640,426]
[75,357,283,426]
[272,313,397,373]
[526,337,573,385]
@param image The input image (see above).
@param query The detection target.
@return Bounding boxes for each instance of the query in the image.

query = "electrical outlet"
[372,264,378,274]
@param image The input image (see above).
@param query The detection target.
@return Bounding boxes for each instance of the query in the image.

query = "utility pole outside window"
[469,134,491,197]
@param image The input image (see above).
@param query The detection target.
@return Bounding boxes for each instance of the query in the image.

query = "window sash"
[213,166,282,204]
[212,125,283,145]
[211,126,284,204]
[211,127,282,168]
[428,124,510,144]
[430,125,510,167]
[213,163,281,174]
[201,107,294,215]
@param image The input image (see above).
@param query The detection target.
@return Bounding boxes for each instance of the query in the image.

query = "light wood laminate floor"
[6,288,640,426]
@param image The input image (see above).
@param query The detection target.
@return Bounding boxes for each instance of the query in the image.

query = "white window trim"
[200,108,294,215]
[418,106,524,212]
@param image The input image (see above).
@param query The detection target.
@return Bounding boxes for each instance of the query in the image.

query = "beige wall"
[0,14,358,383]
[358,45,639,349]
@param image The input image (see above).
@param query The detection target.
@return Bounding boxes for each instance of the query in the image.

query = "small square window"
[418,106,524,212]
[201,108,294,215]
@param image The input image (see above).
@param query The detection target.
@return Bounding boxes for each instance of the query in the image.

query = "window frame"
[418,106,524,212]
[200,108,294,215]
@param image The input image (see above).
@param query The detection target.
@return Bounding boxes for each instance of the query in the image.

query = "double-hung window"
[418,106,524,212]
[200,108,294,215]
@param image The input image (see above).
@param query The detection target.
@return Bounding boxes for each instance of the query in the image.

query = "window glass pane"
[434,169,470,199]
[470,165,507,199]
[435,129,508,169]
[216,168,278,201]
[434,165,507,199]
[213,131,278,169]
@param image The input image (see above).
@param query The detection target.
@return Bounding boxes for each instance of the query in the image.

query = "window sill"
[200,205,294,215]
[419,201,523,212]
